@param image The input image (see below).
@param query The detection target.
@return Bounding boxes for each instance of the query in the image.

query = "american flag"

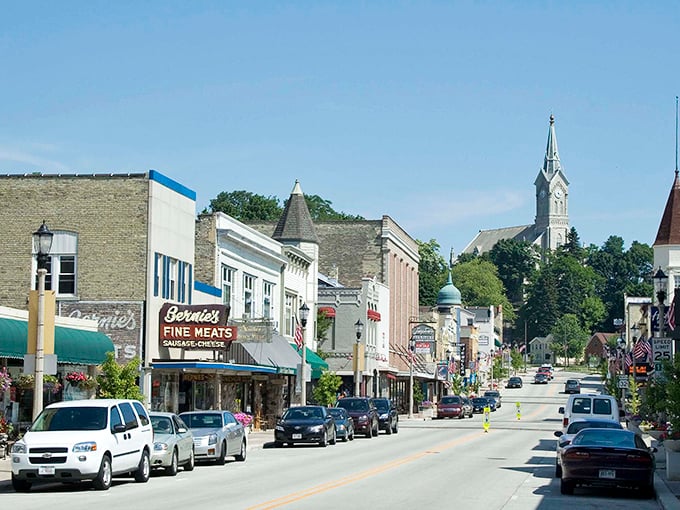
[448,357,457,374]
[633,336,652,361]
[624,351,632,370]
[667,299,676,332]
[294,319,304,351]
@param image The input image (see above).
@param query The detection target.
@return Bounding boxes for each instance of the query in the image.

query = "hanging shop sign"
[159,303,237,349]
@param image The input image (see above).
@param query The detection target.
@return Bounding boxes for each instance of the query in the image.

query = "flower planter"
[665,439,680,452]
[668,449,680,480]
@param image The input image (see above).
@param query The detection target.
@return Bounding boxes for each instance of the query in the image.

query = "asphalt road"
[0,370,664,510]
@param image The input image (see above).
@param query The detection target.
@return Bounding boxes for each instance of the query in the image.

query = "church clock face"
[554,188,563,198]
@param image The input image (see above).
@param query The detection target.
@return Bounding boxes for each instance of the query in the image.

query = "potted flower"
[65,371,97,390]
[43,374,62,394]
[234,412,253,432]
[0,367,12,393]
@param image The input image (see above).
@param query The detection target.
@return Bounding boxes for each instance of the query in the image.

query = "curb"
[656,473,680,510]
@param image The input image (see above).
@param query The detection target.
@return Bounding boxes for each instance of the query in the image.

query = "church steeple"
[543,114,562,177]
[654,170,680,246]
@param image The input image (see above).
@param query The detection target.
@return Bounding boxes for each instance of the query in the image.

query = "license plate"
[39,466,55,475]
[292,434,302,439]
[599,469,615,479]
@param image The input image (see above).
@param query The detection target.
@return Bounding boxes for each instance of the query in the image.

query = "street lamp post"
[32,221,53,421]
[354,319,364,397]
[489,349,495,389]
[631,323,640,381]
[654,268,668,338]
[524,321,528,373]
[408,336,415,419]
[298,303,310,406]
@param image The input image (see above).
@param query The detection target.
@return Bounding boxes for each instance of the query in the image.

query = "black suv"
[336,397,379,438]
[370,397,399,435]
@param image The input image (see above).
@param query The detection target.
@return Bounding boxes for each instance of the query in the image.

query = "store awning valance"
[0,316,114,365]
[289,343,328,379]
[231,334,301,375]
[494,339,502,348]
[318,306,336,318]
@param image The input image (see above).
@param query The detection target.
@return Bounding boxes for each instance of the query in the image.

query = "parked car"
[11,399,153,492]
[553,418,623,477]
[564,379,581,394]
[559,428,656,498]
[534,372,549,384]
[327,407,354,442]
[149,412,195,475]
[483,390,502,408]
[179,410,247,464]
[506,377,523,389]
[471,397,496,413]
[371,398,399,434]
[436,395,473,419]
[274,405,336,447]
[335,397,379,438]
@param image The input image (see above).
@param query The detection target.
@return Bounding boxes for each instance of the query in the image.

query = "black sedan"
[471,397,496,413]
[371,397,399,435]
[506,377,523,389]
[534,373,549,384]
[559,428,656,497]
[327,407,354,442]
[274,406,336,447]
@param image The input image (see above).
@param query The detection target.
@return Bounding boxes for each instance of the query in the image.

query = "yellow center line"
[246,430,485,510]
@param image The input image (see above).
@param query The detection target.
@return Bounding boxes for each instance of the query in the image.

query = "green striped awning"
[0,317,115,365]
[289,343,329,379]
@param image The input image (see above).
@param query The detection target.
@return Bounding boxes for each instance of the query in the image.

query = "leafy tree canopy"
[417,239,449,307]
[451,259,516,321]
[96,352,144,401]
[550,313,589,366]
[488,239,537,305]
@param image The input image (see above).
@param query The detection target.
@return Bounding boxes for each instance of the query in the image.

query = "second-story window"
[284,293,295,336]
[222,265,234,309]
[263,281,274,319]
[243,274,255,317]
[36,231,78,297]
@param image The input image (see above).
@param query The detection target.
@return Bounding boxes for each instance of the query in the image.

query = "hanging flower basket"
[65,371,98,390]
[0,367,12,393]
[14,374,62,394]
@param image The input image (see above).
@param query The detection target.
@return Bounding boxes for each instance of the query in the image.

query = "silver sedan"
[179,410,247,464]
[150,412,195,476]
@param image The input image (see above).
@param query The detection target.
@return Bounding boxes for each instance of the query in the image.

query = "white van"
[558,393,621,430]
[11,399,153,492]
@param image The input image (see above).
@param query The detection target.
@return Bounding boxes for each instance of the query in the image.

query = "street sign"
[653,337,673,372]
[617,376,629,389]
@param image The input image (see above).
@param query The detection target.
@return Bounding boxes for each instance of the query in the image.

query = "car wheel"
[216,441,227,464]
[392,420,399,434]
[92,454,112,490]
[560,478,574,495]
[134,450,151,483]
[373,423,379,437]
[11,475,32,493]
[166,449,179,476]
[235,439,247,462]
[342,433,348,442]
[555,461,562,478]
[366,428,373,439]
[319,430,328,447]
[330,428,337,445]
[184,448,195,471]
[386,422,393,434]
[641,482,655,499]
[349,429,354,441]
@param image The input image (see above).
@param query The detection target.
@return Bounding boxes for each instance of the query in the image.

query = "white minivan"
[558,393,622,430]
[11,399,153,492]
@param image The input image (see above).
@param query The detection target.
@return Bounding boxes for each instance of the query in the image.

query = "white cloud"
[0,145,70,173]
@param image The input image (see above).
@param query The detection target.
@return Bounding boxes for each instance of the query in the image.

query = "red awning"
[318,306,336,318]
[386,373,397,380]
[367,309,381,321]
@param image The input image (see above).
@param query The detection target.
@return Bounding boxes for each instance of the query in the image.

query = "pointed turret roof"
[272,180,319,244]
[437,271,462,307]
[654,171,680,245]
[543,114,562,176]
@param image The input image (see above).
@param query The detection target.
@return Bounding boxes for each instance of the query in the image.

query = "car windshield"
[573,430,635,448]
[284,407,323,420]
[32,407,107,431]
[151,416,173,434]
[472,398,487,404]
[567,421,622,434]
[181,413,222,428]
[327,408,346,419]
[337,399,368,412]
[484,392,499,397]
[441,397,461,404]
[372,400,389,411]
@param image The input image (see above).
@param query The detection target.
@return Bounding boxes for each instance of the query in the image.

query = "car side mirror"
[558,407,564,414]
[554,431,563,438]
[619,410,626,418]
[113,424,126,433]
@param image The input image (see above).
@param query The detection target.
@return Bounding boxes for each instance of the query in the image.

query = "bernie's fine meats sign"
[159,303,237,349]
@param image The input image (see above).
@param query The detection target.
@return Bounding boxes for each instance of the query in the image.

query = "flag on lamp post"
[294,319,304,351]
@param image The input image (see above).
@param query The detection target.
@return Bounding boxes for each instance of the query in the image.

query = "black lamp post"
[654,268,668,338]
[32,221,53,420]
[298,303,310,405]
[408,336,415,419]
[354,319,364,396]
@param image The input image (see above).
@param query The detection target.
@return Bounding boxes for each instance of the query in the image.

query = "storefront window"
[151,372,179,412]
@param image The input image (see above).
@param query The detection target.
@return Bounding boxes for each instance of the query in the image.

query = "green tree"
[301,194,364,221]
[451,259,516,321]
[488,239,536,305]
[510,349,523,374]
[96,352,144,401]
[312,370,343,406]
[550,314,588,367]
[207,190,282,221]
[417,239,449,307]
[316,309,334,345]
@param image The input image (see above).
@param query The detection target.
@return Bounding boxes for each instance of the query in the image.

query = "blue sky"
[1,1,678,256]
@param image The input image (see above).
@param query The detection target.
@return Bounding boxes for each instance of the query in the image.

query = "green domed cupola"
[437,272,461,307]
